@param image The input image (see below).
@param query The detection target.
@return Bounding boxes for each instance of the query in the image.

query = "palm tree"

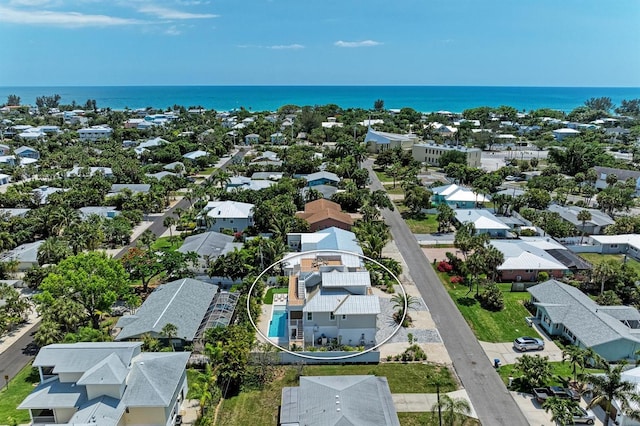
[593,260,618,296]
[577,209,592,244]
[431,394,472,426]
[542,397,578,426]
[436,203,455,233]
[37,237,72,266]
[211,169,230,189]
[586,361,640,425]
[34,320,63,347]
[161,322,178,351]
[391,292,420,326]
[562,345,586,385]
[163,216,176,239]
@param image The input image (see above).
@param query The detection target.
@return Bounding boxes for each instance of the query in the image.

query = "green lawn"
[375,170,395,183]
[383,184,405,195]
[579,253,640,275]
[405,214,439,234]
[198,167,217,176]
[263,287,288,304]
[497,361,604,388]
[398,413,480,426]
[216,363,457,425]
[0,363,39,424]
[150,235,184,251]
[302,363,456,393]
[435,270,539,342]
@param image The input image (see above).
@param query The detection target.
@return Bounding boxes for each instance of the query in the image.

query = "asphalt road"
[0,322,39,383]
[114,150,246,259]
[365,160,529,426]
[0,150,246,382]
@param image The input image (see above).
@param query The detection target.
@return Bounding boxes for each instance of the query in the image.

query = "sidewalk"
[392,389,478,418]
[0,308,40,355]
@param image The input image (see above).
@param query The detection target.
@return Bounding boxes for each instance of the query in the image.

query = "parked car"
[514,336,544,351]
[571,406,595,424]
[532,386,581,403]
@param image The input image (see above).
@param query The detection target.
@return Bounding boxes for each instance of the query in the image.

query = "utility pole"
[437,383,442,426]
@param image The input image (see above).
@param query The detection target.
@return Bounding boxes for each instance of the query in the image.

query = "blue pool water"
[268,308,287,338]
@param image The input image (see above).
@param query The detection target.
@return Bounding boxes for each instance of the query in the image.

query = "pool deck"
[258,295,289,346]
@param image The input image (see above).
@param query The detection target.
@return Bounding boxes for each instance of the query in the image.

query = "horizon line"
[2,84,640,89]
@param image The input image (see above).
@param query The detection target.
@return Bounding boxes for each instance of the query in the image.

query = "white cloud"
[0,5,143,27]
[165,25,181,35]
[268,44,304,50]
[334,40,381,48]
[9,0,55,6]
[138,5,218,19]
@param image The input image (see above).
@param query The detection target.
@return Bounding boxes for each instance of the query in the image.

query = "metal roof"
[280,376,400,426]
[321,271,371,288]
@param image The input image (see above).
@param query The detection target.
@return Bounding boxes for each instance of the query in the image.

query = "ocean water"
[1,86,639,113]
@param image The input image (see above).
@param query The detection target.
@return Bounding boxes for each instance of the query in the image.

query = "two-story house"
[285,256,379,350]
[18,342,189,426]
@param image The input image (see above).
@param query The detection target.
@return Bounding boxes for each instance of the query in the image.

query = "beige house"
[412,143,482,167]
[19,342,189,426]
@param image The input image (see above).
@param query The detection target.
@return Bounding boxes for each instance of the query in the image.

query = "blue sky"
[0,0,639,87]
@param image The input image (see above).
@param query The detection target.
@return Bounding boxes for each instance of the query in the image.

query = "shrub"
[437,261,453,273]
[537,271,549,282]
[445,252,465,274]
[450,275,464,284]
[477,284,505,311]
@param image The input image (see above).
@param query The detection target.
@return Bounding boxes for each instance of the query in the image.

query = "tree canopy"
[36,252,131,329]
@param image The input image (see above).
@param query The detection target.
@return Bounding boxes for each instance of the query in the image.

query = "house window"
[307,312,312,321]
[330,312,335,321]
[342,315,347,320]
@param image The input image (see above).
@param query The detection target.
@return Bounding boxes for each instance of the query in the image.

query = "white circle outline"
[246,249,407,360]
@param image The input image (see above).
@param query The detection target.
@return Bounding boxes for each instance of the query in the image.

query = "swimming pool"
[268,307,287,338]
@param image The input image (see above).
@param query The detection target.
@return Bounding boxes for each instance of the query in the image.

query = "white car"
[513,336,544,351]
[571,406,595,424]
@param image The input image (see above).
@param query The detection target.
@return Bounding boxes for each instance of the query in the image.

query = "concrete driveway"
[479,321,564,365]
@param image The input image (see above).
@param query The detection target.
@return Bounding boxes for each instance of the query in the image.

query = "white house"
[593,166,640,195]
[284,255,380,349]
[412,143,482,167]
[552,128,580,141]
[431,183,490,209]
[66,166,114,179]
[18,342,189,426]
[0,240,44,270]
[183,150,208,161]
[202,201,255,233]
[78,125,113,142]
[365,128,417,153]
[454,209,510,237]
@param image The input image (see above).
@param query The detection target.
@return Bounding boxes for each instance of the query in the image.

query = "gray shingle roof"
[115,278,218,341]
[177,231,240,258]
[68,395,125,425]
[280,375,400,426]
[547,204,615,228]
[594,166,640,183]
[33,342,142,373]
[18,380,86,409]
[77,353,128,386]
[528,280,640,347]
[123,352,190,407]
